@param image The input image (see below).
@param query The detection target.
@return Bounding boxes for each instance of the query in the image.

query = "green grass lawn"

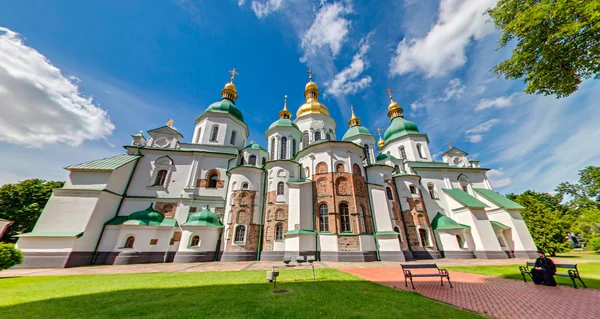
[447,263,600,290]
[0,269,482,319]
[555,251,600,261]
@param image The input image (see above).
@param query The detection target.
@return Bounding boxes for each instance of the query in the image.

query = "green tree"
[0,179,64,242]
[0,243,23,270]
[488,0,600,98]
[508,191,570,256]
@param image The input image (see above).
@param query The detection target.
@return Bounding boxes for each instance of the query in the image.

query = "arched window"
[280,136,287,159]
[292,139,296,157]
[336,163,344,173]
[394,165,400,174]
[316,162,328,174]
[249,155,257,166]
[314,131,321,141]
[352,163,362,176]
[416,143,424,158]
[456,235,464,248]
[124,236,135,248]
[399,146,406,159]
[427,183,436,199]
[207,171,219,188]
[210,125,219,142]
[154,170,168,186]
[277,182,284,195]
[326,133,331,140]
[195,127,201,143]
[240,156,246,165]
[418,214,427,226]
[302,131,309,149]
[419,228,429,247]
[262,157,266,165]
[230,131,237,145]
[270,138,275,160]
[242,182,249,190]
[319,203,329,232]
[305,167,310,178]
[190,235,200,246]
[234,225,246,242]
[386,187,394,200]
[458,175,471,192]
[340,203,351,232]
[394,226,403,242]
[409,185,417,194]
[364,144,371,164]
[275,223,283,240]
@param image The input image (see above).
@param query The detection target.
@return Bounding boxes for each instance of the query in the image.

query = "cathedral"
[15,70,537,268]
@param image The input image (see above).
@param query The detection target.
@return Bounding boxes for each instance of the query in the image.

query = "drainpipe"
[91,148,142,264]
[214,156,237,261]
[311,177,319,261]
[256,165,267,261]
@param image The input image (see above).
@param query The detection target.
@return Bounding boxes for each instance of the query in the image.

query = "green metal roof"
[374,230,400,235]
[383,116,420,142]
[431,212,471,230]
[107,204,177,227]
[443,189,488,208]
[268,118,300,131]
[474,188,524,209]
[205,98,244,122]
[284,229,317,236]
[376,153,397,161]
[342,125,373,141]
[490,221,511,230]
[243,143,267,152]
[14,231,84,238]
[183,206,223,227]
[65,154,140,171]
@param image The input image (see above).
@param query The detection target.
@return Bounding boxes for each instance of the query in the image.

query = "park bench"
[519,262,587,288]
[401,264,452,289]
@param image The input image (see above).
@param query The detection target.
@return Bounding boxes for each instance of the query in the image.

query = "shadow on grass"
[499,273,599,289]
[0,280,482,319]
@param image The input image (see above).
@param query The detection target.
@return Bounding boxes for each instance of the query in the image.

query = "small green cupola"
[382,89,419,142]
[183,206,223,227]
[127,204,165,225]
[268,95,300,131]
[342,105,373,141]
[204,69,245,122]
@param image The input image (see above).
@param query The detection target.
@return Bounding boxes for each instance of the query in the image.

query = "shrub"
[587,237,600,253]
[0,243,23,270]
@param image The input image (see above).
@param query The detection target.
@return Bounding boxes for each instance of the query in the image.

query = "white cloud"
[439,78,465,102]
[238,0,246,6]
[326,34,373,97]
[300,2,353,61]
[249,0,282,19]
[390,0,498,77]
[487,169,513,188]
[0,27,114,148]
[410,100,425,111]
[465,118,500,143]
[474,93,519,111]
[468,134,483,143]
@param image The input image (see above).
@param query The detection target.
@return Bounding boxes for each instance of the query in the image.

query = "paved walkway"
[342,268,600,319]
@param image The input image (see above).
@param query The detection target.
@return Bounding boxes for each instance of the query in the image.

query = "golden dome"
[348,105,360,127]
[386,88,403,119]
[377,127,385,150]
[224,82,237,92]
[221,68,239,101]
[297,69,330,118]
[278,95,292,119]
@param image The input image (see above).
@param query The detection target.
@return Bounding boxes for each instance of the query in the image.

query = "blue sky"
[0,0,599,194]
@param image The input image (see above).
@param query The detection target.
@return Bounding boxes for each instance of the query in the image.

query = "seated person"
[531,250,557,286]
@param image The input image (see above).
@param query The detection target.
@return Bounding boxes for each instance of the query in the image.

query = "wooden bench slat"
[400,264,438,269]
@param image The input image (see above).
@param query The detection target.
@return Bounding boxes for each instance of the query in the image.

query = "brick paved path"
[342,268,600,319]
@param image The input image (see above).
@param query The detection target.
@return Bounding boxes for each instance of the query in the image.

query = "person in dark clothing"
[531,250,557,286]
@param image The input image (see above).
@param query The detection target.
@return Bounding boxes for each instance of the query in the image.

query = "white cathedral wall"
[73,192,122,252]
[126,151,194,197]
[359,235,376,251]
[266,128,302,160]
[369,185,394,231]
[193,115,247,148]
[30,191,100,233]
[16,237,77,252]
[178,228,220,252]
[377,237,402,252]
[297,145,364,178]
[294,114,336,149]
[105,161,137,195]
[452,208,504,252]
[65,171,111,190]
[108,227,173,252]
[436,230,474,251]
[318,234,337,251]
[382,135,431,162]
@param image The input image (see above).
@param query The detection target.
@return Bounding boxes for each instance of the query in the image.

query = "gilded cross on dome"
[307,69,313,81]
[228,68,239,82]
[386,88,393,100]
[447,142,452,149]
[167,119,174,127]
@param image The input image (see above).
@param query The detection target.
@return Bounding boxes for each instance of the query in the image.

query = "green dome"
[268,118,300,131]
[376,153,397,161]
[342,126,373,141]
[244,143,267,152]
[128,204,165,225]
[206,98,244,122]
[383,116,419,142]
[184,207,223,227]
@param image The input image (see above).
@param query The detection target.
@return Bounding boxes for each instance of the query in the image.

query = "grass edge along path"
[0,269,483,319]
[447,262,600,290]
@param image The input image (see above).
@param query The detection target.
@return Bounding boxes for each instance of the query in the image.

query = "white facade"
[15,76,537,268]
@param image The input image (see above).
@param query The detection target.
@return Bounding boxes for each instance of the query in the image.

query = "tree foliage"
[508,191,570,256]
[488,0,600,98]
[0,243,23,270]
[0,179,64,242]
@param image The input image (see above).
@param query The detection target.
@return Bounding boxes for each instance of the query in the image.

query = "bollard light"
[307,255,316,263]
[283,256,292,264]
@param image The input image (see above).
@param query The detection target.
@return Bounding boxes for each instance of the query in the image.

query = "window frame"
[280,136,287,159]
[318,203,329,232]
[249,155,257,166]
[210,125,219,142]
[276,182,284,195]
[230,130,237,145]
[190,235,200,247]
[275,223,284,241]
[234,225,246,244]
[154,169,168,186]
[124,236,135,249]
[385,187,394,200]
[339,203,351,233]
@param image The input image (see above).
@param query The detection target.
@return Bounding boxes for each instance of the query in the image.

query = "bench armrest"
[568,269,579,279]
[519,265,530,273]
[438,268,449,276]
[403,269,412,278]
